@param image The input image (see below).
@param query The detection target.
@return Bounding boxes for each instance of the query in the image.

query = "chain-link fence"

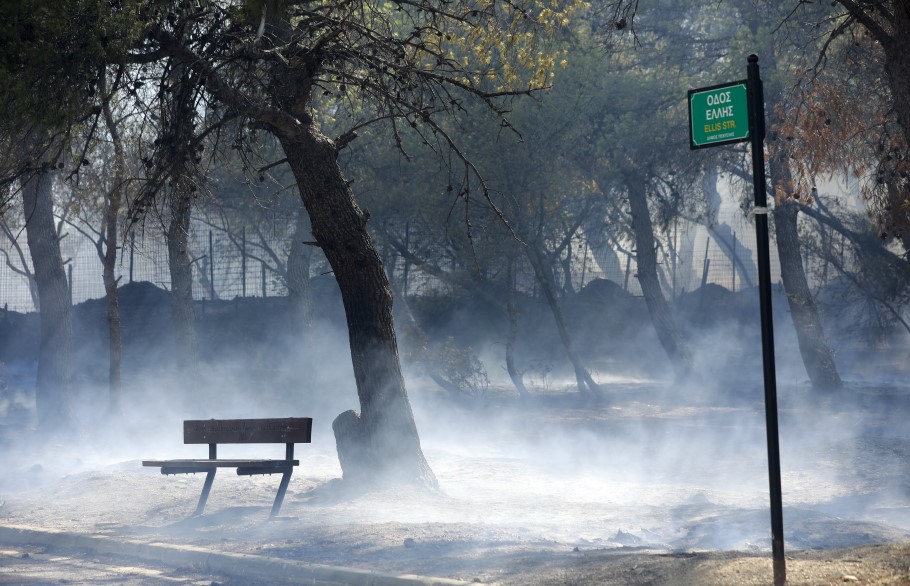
[399,208,794,300]
[0,219,297,313]
[1,204,851,313]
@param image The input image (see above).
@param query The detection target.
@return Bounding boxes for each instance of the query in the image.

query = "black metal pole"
[748,54,786,586]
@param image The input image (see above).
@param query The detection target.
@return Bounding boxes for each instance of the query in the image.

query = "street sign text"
[688,82,750,149]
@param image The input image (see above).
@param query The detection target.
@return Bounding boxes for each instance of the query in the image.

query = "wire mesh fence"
[0,220,294,313]
[0,207,846,314]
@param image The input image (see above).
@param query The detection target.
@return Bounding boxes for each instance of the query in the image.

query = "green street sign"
[688,81,750,149]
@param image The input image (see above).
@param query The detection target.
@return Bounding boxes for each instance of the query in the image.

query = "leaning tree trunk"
[768,155,842,390]
[167,190,198,374]
[151,14,436,488]
[703,172,755,288]
[279,127,437,488]
[526,244,602,398]
[286,204,314,330]
[624,174,693,377]
[505,250,530,398]
[22,166,74,430]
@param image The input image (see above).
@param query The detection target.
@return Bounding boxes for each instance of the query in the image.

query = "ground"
[1,377,909,585]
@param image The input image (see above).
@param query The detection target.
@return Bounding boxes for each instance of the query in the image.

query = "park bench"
[143,417,312,518]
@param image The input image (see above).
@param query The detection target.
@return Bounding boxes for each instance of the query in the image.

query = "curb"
[0,524,481,586]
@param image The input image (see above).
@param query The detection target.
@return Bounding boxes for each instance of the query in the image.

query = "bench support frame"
[195,469,217,516]
[143,418,311,519]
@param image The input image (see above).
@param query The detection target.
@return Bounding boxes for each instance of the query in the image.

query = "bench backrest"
[184,418,312,445]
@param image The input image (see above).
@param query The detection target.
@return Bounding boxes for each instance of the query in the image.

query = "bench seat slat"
[143,459,299,468]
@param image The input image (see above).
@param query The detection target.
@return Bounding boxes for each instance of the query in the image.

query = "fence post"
[67,263,73,305]
[208,230,215,301]
[129,231,135,283]
[402,221,411,295]
[242,226,247,298]
[732,232,737,293]
[261,263,266,297]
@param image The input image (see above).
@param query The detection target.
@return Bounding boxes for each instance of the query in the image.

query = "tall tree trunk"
[279,128,437,488]
[561,243,575,295]
[768,154,843,390]
[101,78,123,414]
[153,14,436,488]
[881,3,910,151]
[748,10,842,390]
[287,204,314,329]
[526,244,602,398]
[505,250,529,398]
[161,59,199,377]
[623,173,693,377]
[167,190,198,373]
[22,165,73,430]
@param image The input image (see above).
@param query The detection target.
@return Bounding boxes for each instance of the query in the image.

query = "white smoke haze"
[1,280,909,583]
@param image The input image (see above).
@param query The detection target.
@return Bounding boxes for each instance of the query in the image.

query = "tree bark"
[279,128,437,488]
[505,250,530,398]
[881,3,910,150]
[22,165,73,430]
[525,244,602,398]
[768,154,843,390]
[167,190,198,373]
[101,80,123,414]
[623,173,693,377]
[161,59,199,377]
[151,15,436,488]
[287,204,314,329]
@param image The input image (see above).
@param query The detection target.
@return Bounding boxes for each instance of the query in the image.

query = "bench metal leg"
[194,469,216,516]
[270,471,292,518]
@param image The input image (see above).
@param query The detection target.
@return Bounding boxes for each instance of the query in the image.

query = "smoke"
[1,274,908,561]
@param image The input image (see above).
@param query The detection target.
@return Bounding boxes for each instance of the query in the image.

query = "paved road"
[0,524,473,586]
[0,545,258,585]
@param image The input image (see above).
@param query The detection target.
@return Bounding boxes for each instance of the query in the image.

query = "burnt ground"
[1,379,910,585]
[1,278,910,584]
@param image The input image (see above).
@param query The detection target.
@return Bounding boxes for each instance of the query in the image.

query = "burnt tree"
[287,205,315,330]
[622,167,693,378]
[139,0,572,484]
[767,148,843,390]
[21,150,74,429]
[99,73,126,412]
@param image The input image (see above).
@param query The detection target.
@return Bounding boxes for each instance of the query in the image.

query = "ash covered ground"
[1,279,910,584]
[2,378,910,585]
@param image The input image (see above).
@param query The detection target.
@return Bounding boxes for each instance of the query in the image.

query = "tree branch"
[148,25,304,136]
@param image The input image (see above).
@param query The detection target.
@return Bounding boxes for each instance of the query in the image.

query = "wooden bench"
[143,417,312,518]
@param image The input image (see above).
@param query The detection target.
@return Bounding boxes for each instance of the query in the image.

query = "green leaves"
[0,0,144,128]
